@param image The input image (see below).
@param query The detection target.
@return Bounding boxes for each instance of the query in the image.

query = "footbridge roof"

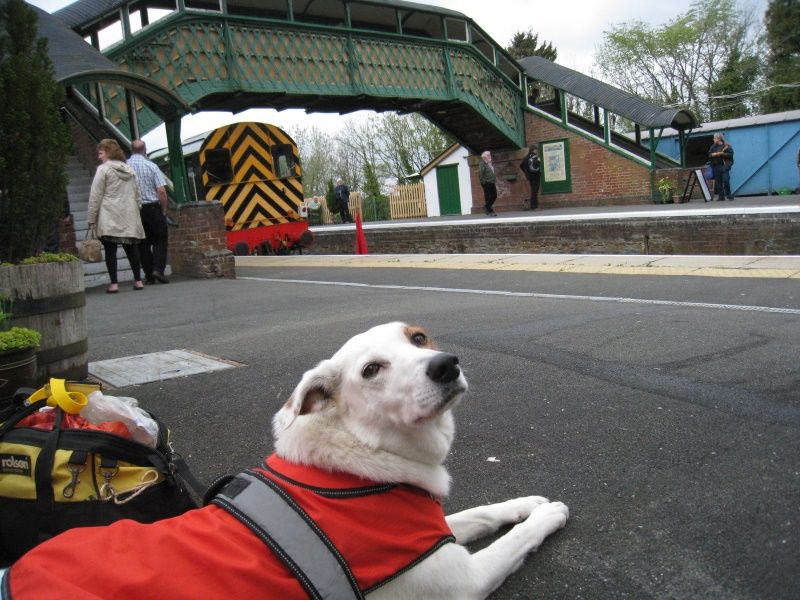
[519,56,698,131]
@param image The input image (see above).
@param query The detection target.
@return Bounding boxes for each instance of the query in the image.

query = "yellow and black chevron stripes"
[208,181,301,230]
[199,122,304,230]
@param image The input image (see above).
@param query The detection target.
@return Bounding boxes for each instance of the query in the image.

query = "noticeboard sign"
[541,138,571,194]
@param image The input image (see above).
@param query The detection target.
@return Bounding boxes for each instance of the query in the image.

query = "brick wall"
[308,214,800,256]
[169,201,236,279]
[469,111,659,213]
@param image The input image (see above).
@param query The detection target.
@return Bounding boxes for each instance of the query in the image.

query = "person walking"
[128,139,170,283]
[519,145,541,210]
[334,178,354,223]
[478,151,497,216]
[708,133,734,201]
[87,139,145,294]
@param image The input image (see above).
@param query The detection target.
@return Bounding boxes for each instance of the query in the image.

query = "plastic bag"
[82,391,160,448]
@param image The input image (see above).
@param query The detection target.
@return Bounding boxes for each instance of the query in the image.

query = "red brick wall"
[469,111,658,212]
[309,214,800,256]
[169,201,236,279]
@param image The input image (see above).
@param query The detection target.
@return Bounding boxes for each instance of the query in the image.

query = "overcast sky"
[28,0,768,149]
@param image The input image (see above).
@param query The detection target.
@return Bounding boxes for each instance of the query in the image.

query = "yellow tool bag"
[0,379,200,565]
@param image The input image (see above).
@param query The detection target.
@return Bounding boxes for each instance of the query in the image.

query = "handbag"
[78,226,103,263]
[0,379,200,565]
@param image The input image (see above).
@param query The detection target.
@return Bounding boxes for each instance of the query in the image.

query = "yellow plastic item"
[27,378,97,414]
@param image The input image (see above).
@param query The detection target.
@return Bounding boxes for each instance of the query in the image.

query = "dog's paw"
[529,501,569,531]
[502,496,551,522]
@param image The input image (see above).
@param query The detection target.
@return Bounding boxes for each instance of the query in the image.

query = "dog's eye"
[362,363,382,379]
[410,332,427,346]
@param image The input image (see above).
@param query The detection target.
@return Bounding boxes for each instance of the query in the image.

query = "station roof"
[53,0,469,30]
[28,4,189,116]
[519,56,698,131]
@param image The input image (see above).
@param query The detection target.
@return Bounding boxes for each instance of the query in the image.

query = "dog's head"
[272,323,468,489]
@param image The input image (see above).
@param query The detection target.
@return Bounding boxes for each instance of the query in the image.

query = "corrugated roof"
[640,108,800,139]
[53,0,123,29]
[53,0,468,30]
[519,56,698,131]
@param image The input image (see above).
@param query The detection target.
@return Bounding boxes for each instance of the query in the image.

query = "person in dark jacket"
[708,133,734,201]
[519,145,541,210]
[333,178,354,223]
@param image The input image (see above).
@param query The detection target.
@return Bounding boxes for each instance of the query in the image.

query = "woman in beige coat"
[87,139,146,293]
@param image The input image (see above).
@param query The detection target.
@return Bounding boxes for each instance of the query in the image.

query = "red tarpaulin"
[355,212,368,255]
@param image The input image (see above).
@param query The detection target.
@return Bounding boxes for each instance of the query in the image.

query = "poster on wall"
[541,138,572,194]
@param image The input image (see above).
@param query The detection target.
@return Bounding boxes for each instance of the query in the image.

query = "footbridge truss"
[54,0,528,155]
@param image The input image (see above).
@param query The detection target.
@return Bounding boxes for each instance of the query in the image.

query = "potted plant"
[656,177,675,204]
[0,293,41,412]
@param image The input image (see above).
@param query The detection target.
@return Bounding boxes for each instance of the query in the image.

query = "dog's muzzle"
[426,353,461,384]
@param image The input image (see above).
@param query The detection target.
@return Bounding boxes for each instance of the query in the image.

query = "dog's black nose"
[426,353,460,383]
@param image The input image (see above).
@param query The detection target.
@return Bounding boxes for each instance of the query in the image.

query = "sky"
[28,0,768,150]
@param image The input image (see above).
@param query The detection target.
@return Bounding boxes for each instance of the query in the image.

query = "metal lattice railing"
[107,15,523,145]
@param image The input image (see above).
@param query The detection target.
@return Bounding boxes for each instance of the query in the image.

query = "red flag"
[355,212,368,255]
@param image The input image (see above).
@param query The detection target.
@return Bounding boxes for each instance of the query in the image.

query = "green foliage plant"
[0,293,40,353]
[0,327,41,353]
[656,177,674,203]
[0,0,71,263]
[325,178,336,215]
[18,252,77,265]
[761,0,800,112]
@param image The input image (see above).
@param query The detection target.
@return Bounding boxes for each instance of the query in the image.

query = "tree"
[594,0,759,121]
[0,0,70,262]
[289,124,334,197]
[707,47,760,119]
[760,0,800,112]
[377,113,452,182]
[506,29,557,61]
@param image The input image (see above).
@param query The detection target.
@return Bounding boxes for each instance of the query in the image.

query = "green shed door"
[436,165,461,215]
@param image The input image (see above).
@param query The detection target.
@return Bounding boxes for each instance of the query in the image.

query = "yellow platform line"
[235,256,800,279]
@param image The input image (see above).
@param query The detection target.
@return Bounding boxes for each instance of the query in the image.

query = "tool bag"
[0,380,200,565]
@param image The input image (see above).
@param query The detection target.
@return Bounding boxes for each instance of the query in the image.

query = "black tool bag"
[0,388,200,566]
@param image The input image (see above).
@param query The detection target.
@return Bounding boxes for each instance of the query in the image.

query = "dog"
[2,322,568,599]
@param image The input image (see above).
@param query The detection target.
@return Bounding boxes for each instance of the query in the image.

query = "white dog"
[2,322,567,600]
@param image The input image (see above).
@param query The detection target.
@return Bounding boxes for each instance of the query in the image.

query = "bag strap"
[213,471,363,600]
[0,397,48,438]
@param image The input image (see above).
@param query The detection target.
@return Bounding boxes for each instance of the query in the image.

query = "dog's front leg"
[466,500,569,598]
[445,496,549,543]
[371,501,569,600]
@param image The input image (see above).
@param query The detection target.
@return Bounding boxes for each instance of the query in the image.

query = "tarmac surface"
[81,233,800,599]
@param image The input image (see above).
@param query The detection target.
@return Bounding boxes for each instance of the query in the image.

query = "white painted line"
[311,205,800,231]
[239,276,800,316]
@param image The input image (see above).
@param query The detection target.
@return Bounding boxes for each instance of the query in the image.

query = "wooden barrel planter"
[0,260,88,383]
[0,346,37,419]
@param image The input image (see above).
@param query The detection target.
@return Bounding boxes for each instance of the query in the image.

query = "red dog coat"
[5,455,454,599]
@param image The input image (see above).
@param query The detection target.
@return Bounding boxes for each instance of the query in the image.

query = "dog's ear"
[284,359,340,417]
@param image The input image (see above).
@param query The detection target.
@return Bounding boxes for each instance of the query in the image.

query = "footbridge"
[53,0,527,154]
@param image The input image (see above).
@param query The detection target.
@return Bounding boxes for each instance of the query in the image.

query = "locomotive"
[158,121,312,254]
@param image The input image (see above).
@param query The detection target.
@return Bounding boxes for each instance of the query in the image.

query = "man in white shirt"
[128,140,169,283]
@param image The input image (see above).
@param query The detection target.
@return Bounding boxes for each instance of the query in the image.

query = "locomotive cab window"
[271,144,297,179]
[204,148,233,183]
